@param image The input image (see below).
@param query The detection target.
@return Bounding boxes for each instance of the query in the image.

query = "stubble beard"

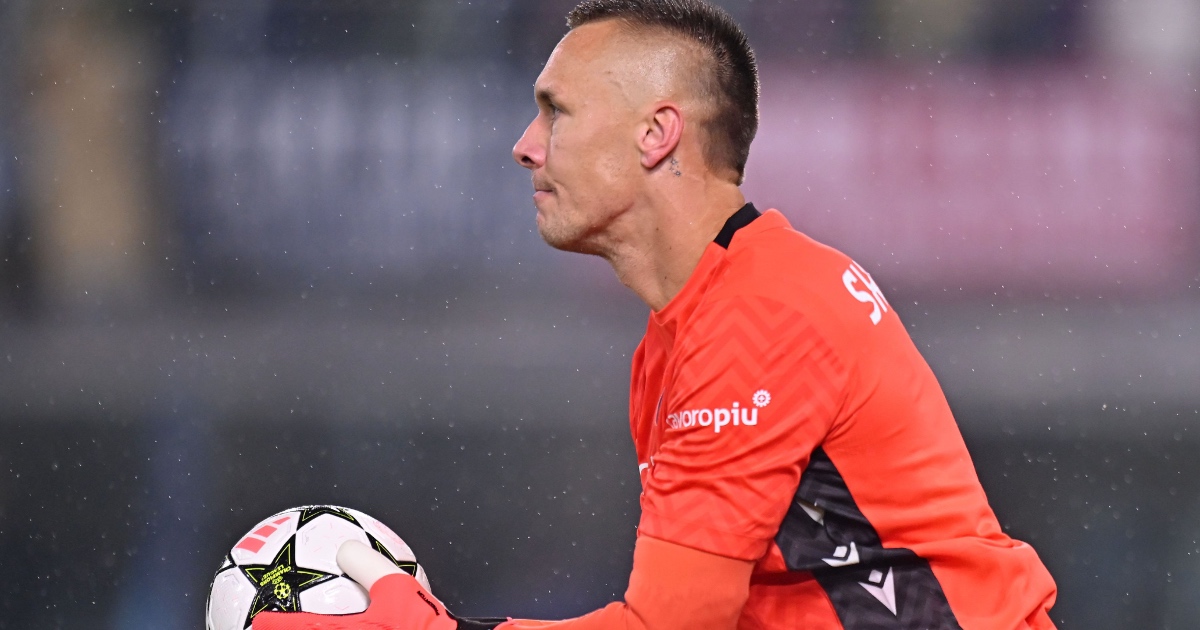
[538,216,595,256]
[536,205,608,257]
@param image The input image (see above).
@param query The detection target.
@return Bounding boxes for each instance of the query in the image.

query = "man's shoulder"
[709,208,901,352]
[719,209,857,307]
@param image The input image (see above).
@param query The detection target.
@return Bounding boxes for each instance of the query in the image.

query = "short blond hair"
[567,0,759,184]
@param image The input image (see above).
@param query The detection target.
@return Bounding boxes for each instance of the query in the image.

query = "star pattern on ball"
[366,533,419,578]
[239,536,337,629]
[298,505,361,529]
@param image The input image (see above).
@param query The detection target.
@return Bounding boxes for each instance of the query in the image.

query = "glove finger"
[368,573,453,625]
[337,540,407,592]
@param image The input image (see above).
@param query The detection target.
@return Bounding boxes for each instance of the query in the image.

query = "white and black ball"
[205,505,430,630]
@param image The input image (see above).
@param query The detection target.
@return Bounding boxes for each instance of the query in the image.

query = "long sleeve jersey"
[626,204,1057,629]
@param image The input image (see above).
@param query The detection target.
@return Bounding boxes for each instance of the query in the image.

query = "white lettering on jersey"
[666,390,770,434]
[842,261,890,325]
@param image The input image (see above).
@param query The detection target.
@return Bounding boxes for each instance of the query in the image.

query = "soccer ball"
[206,505,431,630]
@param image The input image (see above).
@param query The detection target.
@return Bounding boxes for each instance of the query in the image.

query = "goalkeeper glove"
[251,540,508,630]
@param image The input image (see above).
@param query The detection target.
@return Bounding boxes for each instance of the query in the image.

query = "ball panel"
[413,564,432,594]
[348,508,432,592]
[207,567,258,630]
[295,513,371,575]
[230,511,298,567]
[349,510,411,554]
[349,509,415,560]
[298,576,370,614]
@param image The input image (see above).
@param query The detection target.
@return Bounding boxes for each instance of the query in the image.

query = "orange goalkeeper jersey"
[629,204,1057,629]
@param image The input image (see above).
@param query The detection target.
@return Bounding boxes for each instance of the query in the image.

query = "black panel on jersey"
[713,203,761,248]
[774,448,962,629]
[453,616,509,629]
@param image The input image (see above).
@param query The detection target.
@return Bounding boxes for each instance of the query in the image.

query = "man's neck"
[604,178,745,311]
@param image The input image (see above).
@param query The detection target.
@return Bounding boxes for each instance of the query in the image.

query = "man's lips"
[532,176,553,194]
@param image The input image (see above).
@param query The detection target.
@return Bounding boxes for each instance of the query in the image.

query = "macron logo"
[666,390,771,434]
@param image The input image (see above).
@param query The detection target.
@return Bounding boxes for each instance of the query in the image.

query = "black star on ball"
[366,533,419,578]
[297,505,361,529]
[239,537,337,628]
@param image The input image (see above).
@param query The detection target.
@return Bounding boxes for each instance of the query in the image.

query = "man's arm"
[502,534,753,630]
[251,534,753,630]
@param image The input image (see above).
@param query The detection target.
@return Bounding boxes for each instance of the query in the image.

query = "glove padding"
[251,541,506,630]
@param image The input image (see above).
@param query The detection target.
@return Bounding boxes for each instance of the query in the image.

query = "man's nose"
[512,118,544,170]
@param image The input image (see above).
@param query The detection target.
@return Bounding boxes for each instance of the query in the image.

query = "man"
[255,1,1058,628]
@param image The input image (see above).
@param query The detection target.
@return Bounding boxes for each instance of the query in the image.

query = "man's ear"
[638,103,684,171]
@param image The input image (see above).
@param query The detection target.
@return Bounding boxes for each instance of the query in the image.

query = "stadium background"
[0,0,1197,627]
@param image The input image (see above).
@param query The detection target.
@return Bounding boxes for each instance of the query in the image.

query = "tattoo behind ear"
[670,157,682,177]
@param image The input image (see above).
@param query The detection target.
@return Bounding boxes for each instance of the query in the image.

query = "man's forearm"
[500,535,753,630]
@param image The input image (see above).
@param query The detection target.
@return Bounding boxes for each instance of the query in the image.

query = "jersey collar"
[713,203,762,249]
[648,203,766,346]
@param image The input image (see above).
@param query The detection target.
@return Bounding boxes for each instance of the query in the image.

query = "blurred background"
[0,0,1197,627]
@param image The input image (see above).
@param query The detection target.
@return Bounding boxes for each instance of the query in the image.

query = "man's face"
[512,21,643,255]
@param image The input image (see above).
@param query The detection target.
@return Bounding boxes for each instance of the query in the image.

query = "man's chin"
[537,225,574,252]
[537,221,592,255]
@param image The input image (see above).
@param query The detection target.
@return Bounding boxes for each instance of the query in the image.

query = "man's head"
[565,1,759,182]
[512,0,758,255]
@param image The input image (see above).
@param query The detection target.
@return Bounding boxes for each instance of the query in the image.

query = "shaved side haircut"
[567,0,759,184]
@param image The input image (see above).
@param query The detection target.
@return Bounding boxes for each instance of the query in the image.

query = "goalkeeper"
[256,0,1058,628]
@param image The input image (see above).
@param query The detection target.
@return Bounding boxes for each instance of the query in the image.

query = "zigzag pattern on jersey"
[669,295,846,421]
[639,296,852,555]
